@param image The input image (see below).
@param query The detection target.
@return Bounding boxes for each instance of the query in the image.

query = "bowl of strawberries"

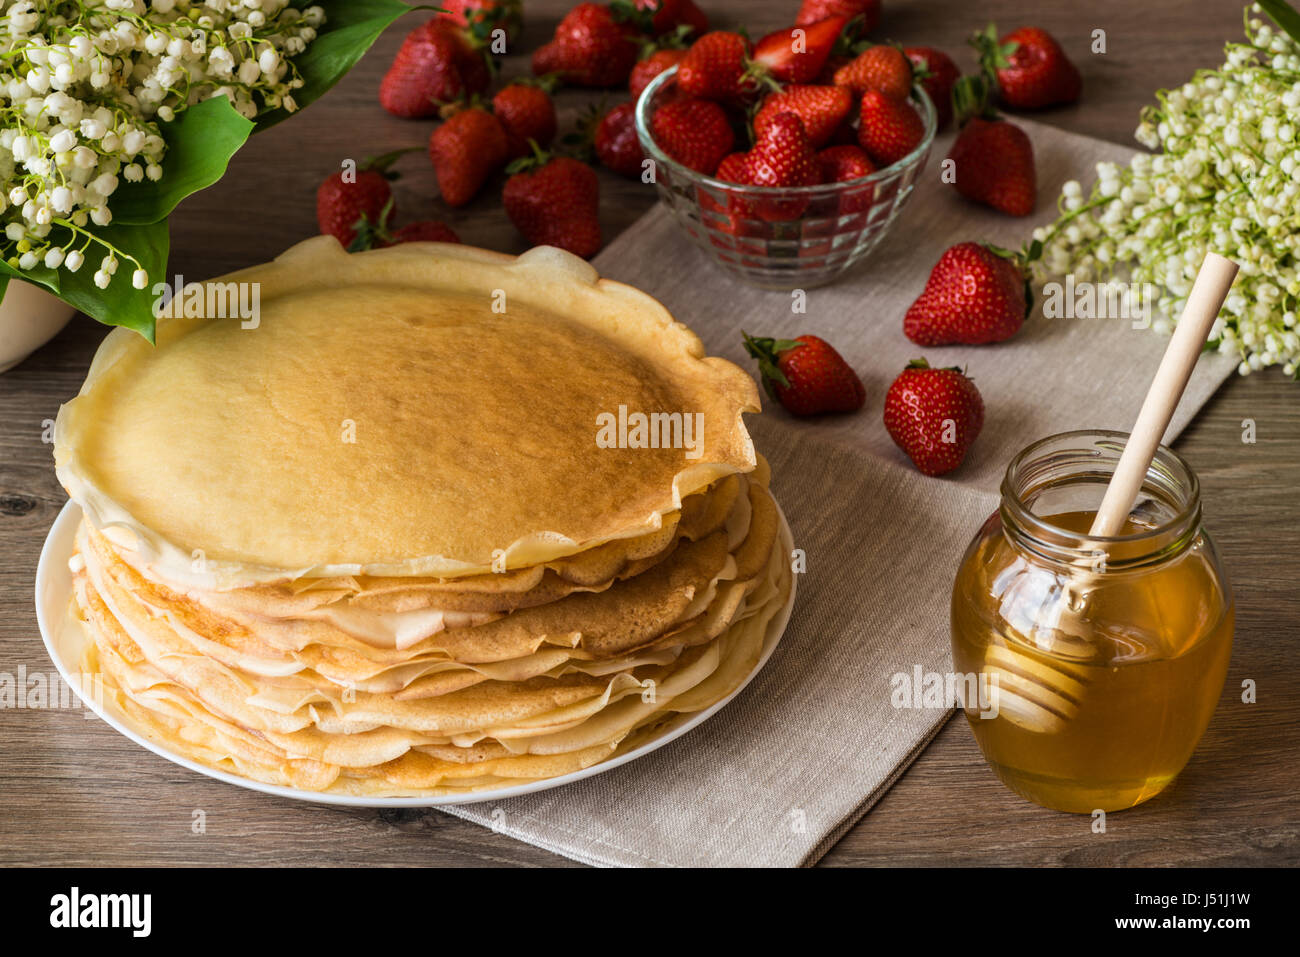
[635,51,936,289]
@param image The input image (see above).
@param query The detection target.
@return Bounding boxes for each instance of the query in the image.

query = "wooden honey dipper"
[985,253,1240,733]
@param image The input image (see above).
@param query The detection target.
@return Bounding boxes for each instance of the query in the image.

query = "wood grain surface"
[1,0,1295,868]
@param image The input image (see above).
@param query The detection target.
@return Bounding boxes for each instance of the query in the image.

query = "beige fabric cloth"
[438,119,1238,866]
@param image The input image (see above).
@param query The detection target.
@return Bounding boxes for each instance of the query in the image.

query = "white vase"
[0,279,76,373]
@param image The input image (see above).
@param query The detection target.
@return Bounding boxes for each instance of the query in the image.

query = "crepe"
[55,239,760,586]
[54,239,791,797]
[75,507,792,794]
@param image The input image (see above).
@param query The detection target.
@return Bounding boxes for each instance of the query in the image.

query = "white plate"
[35,500,796,807]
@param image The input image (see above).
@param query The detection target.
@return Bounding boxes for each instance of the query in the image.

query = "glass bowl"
[634,66,936,289]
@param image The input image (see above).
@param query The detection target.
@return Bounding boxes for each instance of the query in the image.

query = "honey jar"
[951,430,1234,813]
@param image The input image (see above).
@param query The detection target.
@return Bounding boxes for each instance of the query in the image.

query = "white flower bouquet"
[0,0,411,341]
[1033,0,1300,378]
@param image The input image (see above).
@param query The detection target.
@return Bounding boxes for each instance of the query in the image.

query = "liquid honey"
[951,510,1234,813]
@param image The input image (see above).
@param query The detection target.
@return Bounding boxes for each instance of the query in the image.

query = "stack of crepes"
[52,238,792,797]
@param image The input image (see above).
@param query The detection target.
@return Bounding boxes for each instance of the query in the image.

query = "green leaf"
[255,0,417,131]
[0,220,169,342]
[952,73,996,125]
[110,97,254,225]
[1257,0,1300,45]
[109,2,414,222]
[0,0,413,336]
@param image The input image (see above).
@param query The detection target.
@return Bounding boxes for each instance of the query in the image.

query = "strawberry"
[724,153,774,227]
[651,97,735,174]
[947,114,1036,216]
[796,0,881,33]
[857,89,925,166]
[428,106,510,206]
[503,149,602,258]
[883,359,984,476]
[438,0,523,43]
[697,151,760,237]
[753,84,853,149]
[903,242,1028,346]
[390,221,462,244]
[816,144,876,212]
[817,144,874,181]
[346,197,461,251]
[833,44,912,100]
[696,150,757,220]
[379,19,489,118]
[748,112,818,187]
[594,102,646,178]
[752,16,849,85]
[630,47,687,100]
[745,111,819,220]
[493,81,558,157]
[972,24,1081,110]
[677,31,754,101]
[904,46,959,130]
[532,3,640,87]
[630,0,709,36]
[742,332,866,416]
[316,150,410,247]
[748,110,816,221]
[711,151,753,186]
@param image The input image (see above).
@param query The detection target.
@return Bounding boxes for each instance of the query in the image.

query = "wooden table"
[1,0,1295,867]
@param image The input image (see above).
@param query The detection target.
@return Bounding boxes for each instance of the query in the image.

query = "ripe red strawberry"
[428,107,510,206]
[816,144,876,212]
[708,152,753,189]
[631,0,709,36]
[651,97,735,174]
[677,31,753,101]
[379,19,489,118]
[698,151,758,231]
[630,47,687,100]
[883,359,984,476]
[817,144,875,181]
[904,46,959,130]
[390,221,461,244]
[594,102,645,178]
[438,0,523,43]
[749,112,818,186]
[857,89,925,166]
[753,84,852,149]
[903,242,1028,345]
[532,3,639,87]
[503,151,602,258]
[752,16,849,85]
[833,44,912,100]
[973,24,1082,110]
[947,115,1036,216]
[796,0,881,33]
[746,112,819,220]
[493,81,557,157]
[742,332,866,416]
[346,196,461,251]
[316,151,407,247]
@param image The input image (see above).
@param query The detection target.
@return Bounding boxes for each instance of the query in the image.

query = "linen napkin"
[438,119,1238,866]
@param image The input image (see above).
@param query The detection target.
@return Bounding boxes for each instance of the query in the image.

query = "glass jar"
[951,430,1234,813]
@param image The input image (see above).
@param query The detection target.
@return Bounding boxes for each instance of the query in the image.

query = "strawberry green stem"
[742,331,804,398]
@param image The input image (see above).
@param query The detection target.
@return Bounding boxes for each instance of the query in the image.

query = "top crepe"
[54,239,760,585]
